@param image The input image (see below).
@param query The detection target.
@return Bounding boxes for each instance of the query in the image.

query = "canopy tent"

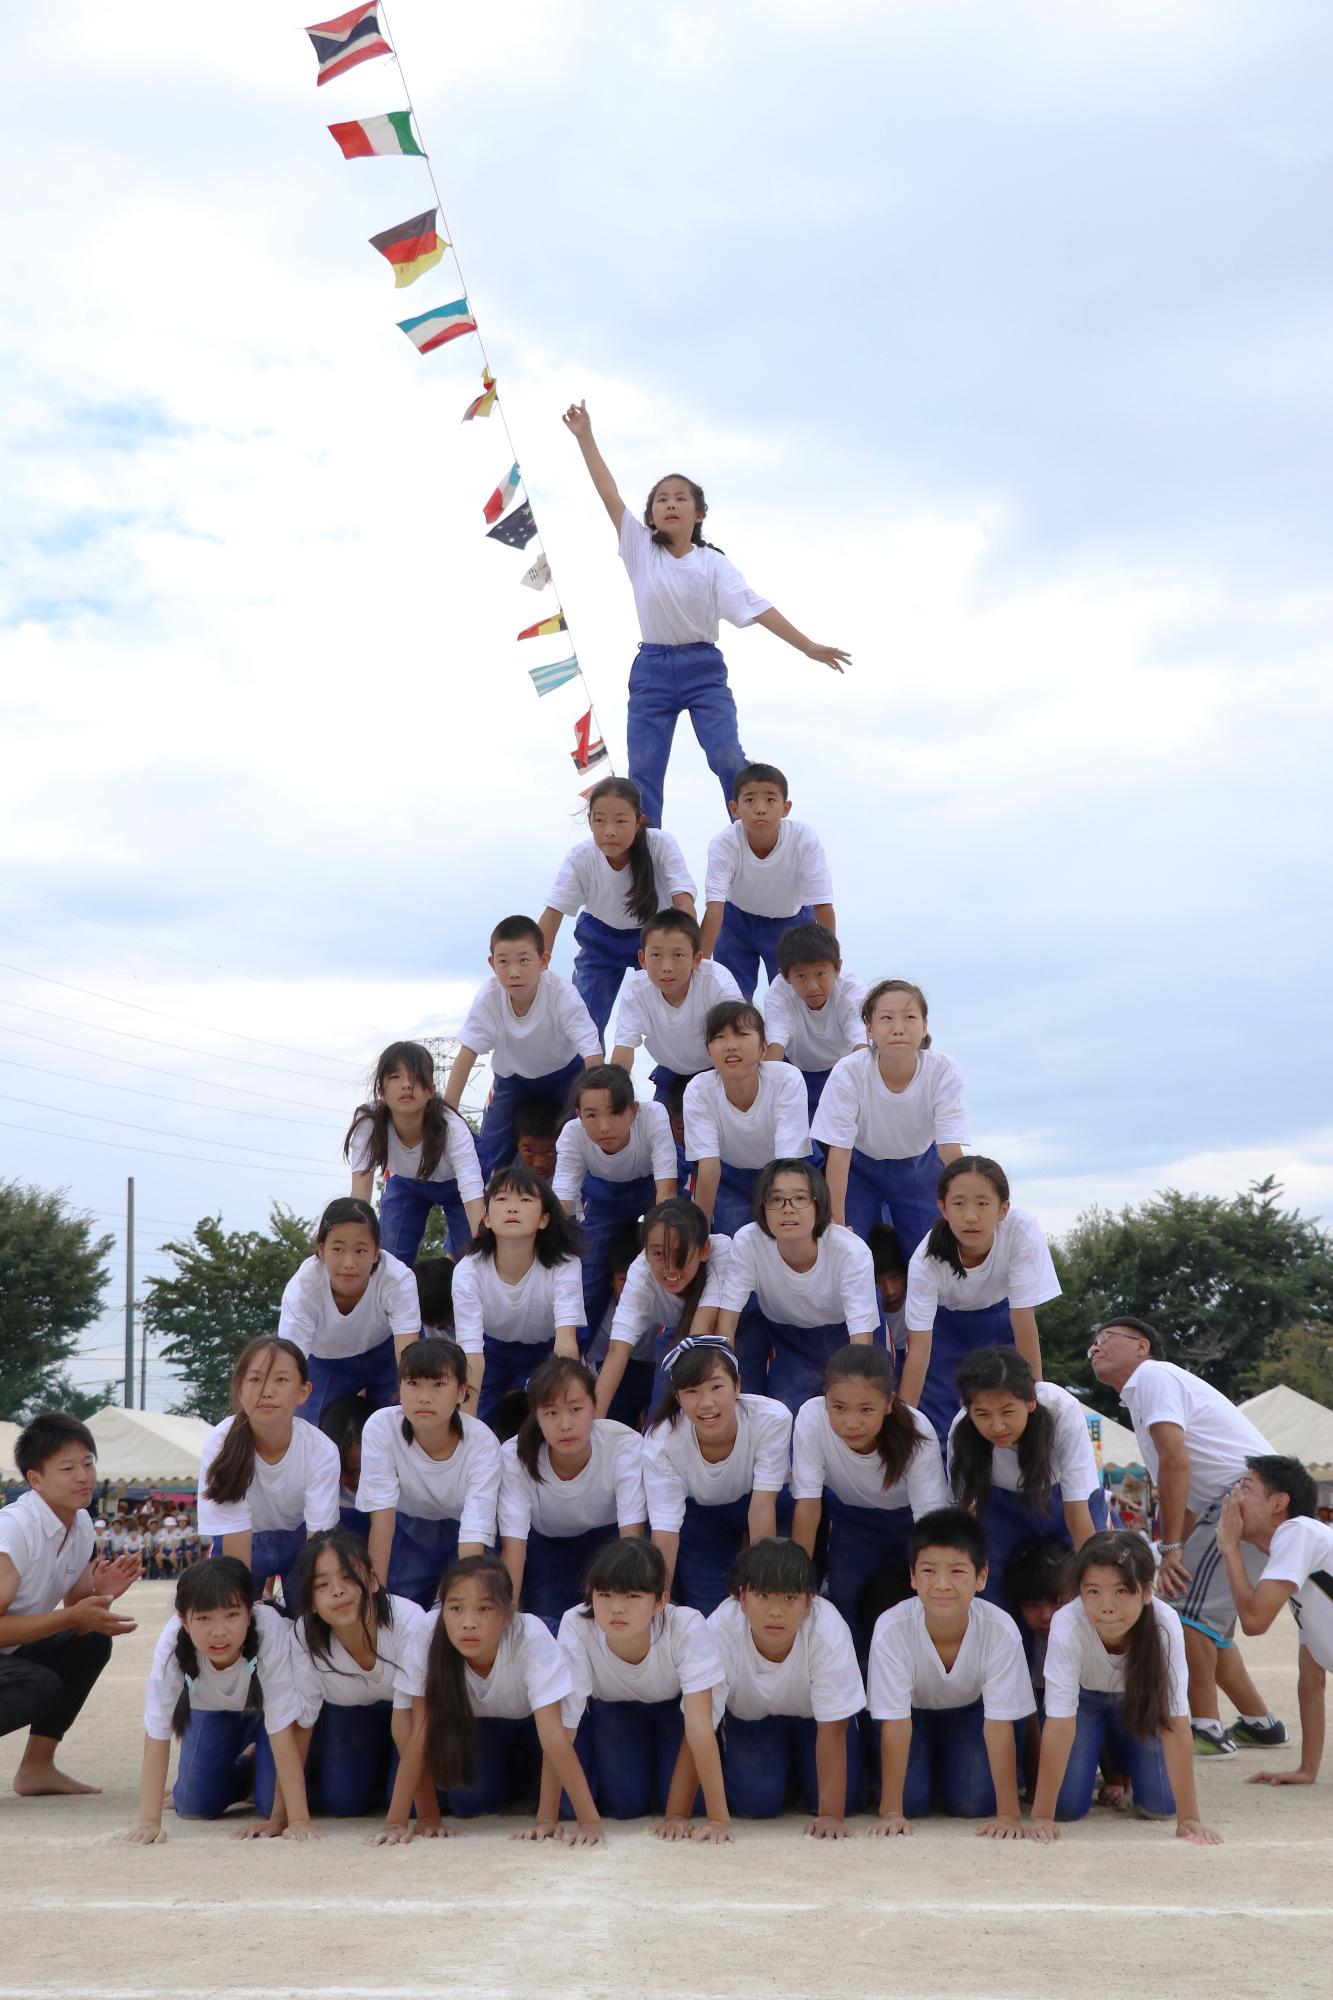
[1239,1385,1333,1475]
[1086,1409,1145,1471]
[85,1406,210,1484]
[0,1422,21,1483]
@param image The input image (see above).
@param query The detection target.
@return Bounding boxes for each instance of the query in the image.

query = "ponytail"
[424,1557,513,1788]
[1071,1532,1171,1739]
[204,1338,309,1508]
[951,1349,1054,1517]
[823,1344,920,1491]
[169,1557,262,1739]
[584,777,657,926]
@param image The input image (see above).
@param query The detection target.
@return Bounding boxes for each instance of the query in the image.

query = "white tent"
[0,1422,21,1483]
[1087,1410,1145,1470]
[1239,1385,1333,1475]
[86,1406,210,1484]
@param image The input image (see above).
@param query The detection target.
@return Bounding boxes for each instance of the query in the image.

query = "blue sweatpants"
[978,1484,1109,1619]
[714,902,816,1004]
[920,1298,1015,1454]
[479,1057,586,1179]
[387,1512,463,1613]
[824,1494,914,1659]
[523,1521,621,1633]
[438,1714,540,1818]
[253,1698,396,1818]
[899,1700,1027,1819]
[579,1170,659,1345]
[209,1525,306,1614]
[576,1695,687,1817]
[173,1709,268,1820]
[765,1317,859,1418]
[572,912,642,1044]
[674,1491,752,1615]
[722,1711,864,1817]
[298,1336,401,1427]
[379,1172,472,1263]
[844,1145,942,1263]
[477,1335,553,1431]
[1052,1690,1177,1820]
[627,640,746,829]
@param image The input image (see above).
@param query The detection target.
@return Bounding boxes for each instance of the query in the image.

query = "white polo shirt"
[642,1395,792,1532]
[1118,1360,1272,1515]
[611,960,742,1076]
[607,1236,734,1349]
[347,1111,483,1201]
[356,1409,501,1545]
[403,1608,572,1717]
[812,1046,970,1161]
[552,1101,678,1202]
[704,818,833,920]
[717,1222,879,1332]
[144,1602,302,1740]
[1262,1516,1333,1668]
[497,1422,646,1541]
[545,831,696,931]
[946,1382,1099,1501]
[707,1595,865,1725]
[0,1495,94,1652]
[683,1065,810,1170]
[557,1600,723,1730]
[279,1253,421,1361]
[867,1597,1035,1720]
[196,1418,341,1540]
[904,1209,1060,1328]
[791,1397,949,1516]
[289,1594,428,1724]
[617,509,771,646]
[458,972,602,1080]
[451,1252,586,1354]
[764,971,866,1072]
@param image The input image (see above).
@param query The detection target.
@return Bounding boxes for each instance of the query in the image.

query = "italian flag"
[328,111,423,159]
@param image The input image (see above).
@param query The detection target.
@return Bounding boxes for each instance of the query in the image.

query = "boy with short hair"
[867,1506,1034,1836]
[867,1223,907,1362]
[414,1254,456,1336]
[445,914,602,1175]
[762,921,866,1117]
[0,1413,139,1798]
[610,908,741,1101]
[511,1096,563,1184]
[700,764,836,1001]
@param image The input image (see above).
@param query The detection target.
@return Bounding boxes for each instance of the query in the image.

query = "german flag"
[369,210,446,288]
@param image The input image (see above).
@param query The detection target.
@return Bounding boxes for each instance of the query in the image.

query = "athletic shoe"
[1191,1725,1237,1756]
[1229,1716,1290,1748]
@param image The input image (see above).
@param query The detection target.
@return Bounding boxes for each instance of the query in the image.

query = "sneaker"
[1191,1724,1237,1756]
[1229,1715,1290,1749]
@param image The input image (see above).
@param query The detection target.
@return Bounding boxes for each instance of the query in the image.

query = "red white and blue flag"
[397,297,477,354]
[483,463,522,526]
[571,710,608,773]
[305,5,392,85]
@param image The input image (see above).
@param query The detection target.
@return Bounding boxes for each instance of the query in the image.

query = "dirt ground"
[2,1581,1329,2000]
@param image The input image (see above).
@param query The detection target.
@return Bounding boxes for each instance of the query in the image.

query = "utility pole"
[123,1175,135,1409]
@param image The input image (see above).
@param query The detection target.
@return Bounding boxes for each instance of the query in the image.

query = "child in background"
[611,909,742,1107]
[555,1537,729,1835]
[414,1256,455,1337]
[593,1199,730,1420]
[498,1359,646,1630]
[451,1168,586,1427]
[358,1339,501,1611]
[346,1041,484,1262]
[279,1199,421,1423]
[948,1349,1107,1615]
[813,980,968,1258]
[1003,1536,1071,1790]
[762,922,867,1118]
[563,400,849,829]
[318,1395,373,1540]
[583,1222,651,1429]
[553,1064,678,1342]
[867,1507,1034,1837]
[901,1158,1060,1447]
[869,1224,908,1364]
[197,1338,341,1609]
[791,1345,948,1657]
[445,915,602,1177]
[1026,1532,1219,1844]
[540,776,697,1041]
[643,1337,792,1615]
[701,765,836,1002]
[512,1097,563,1183]
[708,1538,866,1831]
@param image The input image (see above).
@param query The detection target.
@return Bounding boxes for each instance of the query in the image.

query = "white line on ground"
[7,1895,1333,1920]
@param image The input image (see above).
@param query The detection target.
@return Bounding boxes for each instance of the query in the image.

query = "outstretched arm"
[562,402,626,532]
[752,607,849,673]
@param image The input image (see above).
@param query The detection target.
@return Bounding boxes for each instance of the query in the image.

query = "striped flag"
[397,298,477,355]
[571,709,608,773]
[305,5,391,85]
[519,555,552,591]
[462,372,498,421]
[483,464,522,526]
[529,656,581,697]
[369,210,446,288]
[328,110,422,158]
[517,614,568,641]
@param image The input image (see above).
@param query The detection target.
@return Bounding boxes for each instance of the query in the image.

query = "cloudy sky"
[1,2,1328,1406]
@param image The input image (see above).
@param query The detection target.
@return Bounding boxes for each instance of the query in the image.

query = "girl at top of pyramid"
[562,401,850,827]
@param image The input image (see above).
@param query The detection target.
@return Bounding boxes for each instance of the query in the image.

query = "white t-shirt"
[451,1252,586,1354]
[812,1047,970,1161]
[946,1382,1099,1502]
[1263,1516,1333,1670]
[545,832,696,931]
[289,1594,428,1724]
[279,1252,421,1361]
[557,1601,723,1731]
[704,819,833,920]
[683,1065,810,1169]
[611,960,742,1075]
[356,1409,501,1545]
[458,971,602,1080]
[0,1495,93,1652]
[196,1417,341,1539]
[1043,1597,1188,1721]
[764,971,866,1072]
[718,1222,879,1332]
[707,1595,865,1724]
[791,1396,949,1515]
[617,508,772,646]
[553,1101,678,1201]
[347,1111,483,1202]
[642,1395,793,1532]
[904,1208,1060,1328]
[1118,1361,1272,1515]
[607,1236,734,1349]
[498,1422,646,1540]
[867,1597,1036,1720]
[143,1602,302,1740]
[403,1608,572,1717]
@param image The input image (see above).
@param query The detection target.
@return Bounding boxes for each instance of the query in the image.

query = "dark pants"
[0,1630,112,1743]
[722,1710,864,1817]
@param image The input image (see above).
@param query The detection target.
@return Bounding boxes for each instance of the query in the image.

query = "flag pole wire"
[372,2,615,793]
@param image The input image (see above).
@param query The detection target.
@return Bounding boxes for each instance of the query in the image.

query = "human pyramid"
[3,407,1329,1852]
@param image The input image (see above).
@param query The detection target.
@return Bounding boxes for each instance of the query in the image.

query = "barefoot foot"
[14,1764,102,1797]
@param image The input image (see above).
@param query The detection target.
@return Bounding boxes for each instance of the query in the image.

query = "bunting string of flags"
[304,2,614,791]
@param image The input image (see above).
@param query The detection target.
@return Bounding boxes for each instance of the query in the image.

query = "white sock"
[1191,1716,1225,1735]
[1239,1712,1272,1727]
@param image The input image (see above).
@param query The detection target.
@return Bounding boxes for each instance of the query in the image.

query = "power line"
[0,1091,339,1165]
[0,1117,345,1178]
[0,997,358,1086]
[0,1053,345,1131]
[0,1022,361,1111]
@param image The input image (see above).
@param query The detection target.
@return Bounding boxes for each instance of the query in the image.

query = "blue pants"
[524,1522,620,1633]
[209,1525,306,1613]
[299,1336,401,1426]
[1053,1690,1176,1820]
[844,1145,942,1262]
[674,1490,752,1615]
[580,1171,658,1344]
[979,1484,1109,1618]
[379,1172,472,1263]
[722,1711,863,1817]
[339,1500,373,1541]
[920,1298,1015,1452]
[388,1513,462,1613]
[572,913,642,1044]
[438,1714,540,1818]
[307,1701,396,1816]
[479,1057,586,1179]
[478,1334,553,1430]
[714,903,815,1004]
[173,1709,268,1820]
[900,1700,1026,1819]
[824,1495,914,1657]
[576,1696,686,1817]
[711,1164,785,1395]
[802,1067,833,1119]
[627,640,746,829]
[765,1318,856,1418]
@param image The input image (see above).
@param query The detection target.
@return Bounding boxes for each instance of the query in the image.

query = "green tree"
[0,1181,112,1420]
[143,1206,312,1421]
[1250,1321,1333,1406]
[1042,1177,1333,1412]
[13,1372,121,1424]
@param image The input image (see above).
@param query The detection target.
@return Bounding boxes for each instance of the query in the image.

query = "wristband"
[1159,1541,1186,1554]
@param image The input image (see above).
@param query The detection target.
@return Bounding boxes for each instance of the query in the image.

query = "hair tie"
[245,1655,259,1678]
[661,1333,740,1380]
[182,1673,195,1691]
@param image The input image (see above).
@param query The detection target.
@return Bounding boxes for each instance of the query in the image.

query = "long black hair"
[423,1556,514,1789]
[640,1199,713,1340]
[516,1356,597,1481]
[584,776,657,926]
[823,1344,922,1491]
[1072,1532,1173,1740]
[399,1337,468,1446]
[342,1041,474,1184]
[296,1528,397,1677]
[462,1166,583,1267]
[951,1348,1055,1518]
[170,1557,262,1739]
[923,1156,1010,1278]
[204,1338,309,1508]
